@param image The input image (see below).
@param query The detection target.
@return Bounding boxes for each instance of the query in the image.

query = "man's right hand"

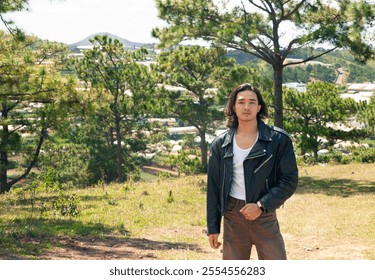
[208,233,221,249]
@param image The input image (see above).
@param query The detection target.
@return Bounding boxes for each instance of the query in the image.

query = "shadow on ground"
[297,176,375,196]
[0,217,206,260]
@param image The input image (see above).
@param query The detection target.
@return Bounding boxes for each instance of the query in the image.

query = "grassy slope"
[0,163,374,260]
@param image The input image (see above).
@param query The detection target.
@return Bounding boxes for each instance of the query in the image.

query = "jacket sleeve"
[206,139,222,234]
[259,134,298,210]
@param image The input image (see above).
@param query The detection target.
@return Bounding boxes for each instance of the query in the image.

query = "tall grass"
[0,163,374,259]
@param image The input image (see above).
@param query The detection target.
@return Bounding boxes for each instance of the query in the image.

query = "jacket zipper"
[243,152,265,203]
[253,154,273,174]
[246,151,266,161]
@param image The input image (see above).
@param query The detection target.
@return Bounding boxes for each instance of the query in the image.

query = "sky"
[2,0,373,48]
[0,0,329,48]
[1,0,166,44]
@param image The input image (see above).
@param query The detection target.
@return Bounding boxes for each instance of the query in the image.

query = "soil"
[10,229,370,260]
[141,164,179,177]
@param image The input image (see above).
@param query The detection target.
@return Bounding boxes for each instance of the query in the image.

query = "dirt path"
[31,230,371,260]
[40,236,168,260]
[142,165,179,177]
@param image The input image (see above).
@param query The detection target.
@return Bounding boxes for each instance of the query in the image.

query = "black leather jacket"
[206,120,298,234]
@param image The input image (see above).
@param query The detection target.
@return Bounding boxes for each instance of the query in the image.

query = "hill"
[226,48,375,83]
[68,32,147,50]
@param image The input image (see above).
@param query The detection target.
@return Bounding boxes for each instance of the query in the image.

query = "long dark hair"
[225,83,269,128]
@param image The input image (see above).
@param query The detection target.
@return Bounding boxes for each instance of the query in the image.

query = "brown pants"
[223,196,287,260]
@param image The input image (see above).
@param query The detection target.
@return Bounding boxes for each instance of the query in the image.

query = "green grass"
[0,163,374,260]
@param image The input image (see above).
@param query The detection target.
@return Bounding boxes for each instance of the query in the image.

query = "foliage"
[318,49,375,83]
[332,147,375,164]
[37,138,92,188]
[153,0,375,128]
[0,31,77,193]
[154,45,235,169]
[346,63,375,83]
[284,82,363,157]
[255,62,337,84]
[73,35,159,183]
[356,95,375,134]
[229,48,375,84]
[284,64,336,83]
[0,0,28,39]
[52,193,80,217]
[297,146,375,166]
[167,150,203,175]
[215,63,274,103]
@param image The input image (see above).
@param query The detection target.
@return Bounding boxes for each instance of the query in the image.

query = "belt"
[228,196,275,213]
[228,196,246,207]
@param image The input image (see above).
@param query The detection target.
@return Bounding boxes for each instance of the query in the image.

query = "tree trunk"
[199,130,208,171]
[273,66,284,128]
[313,136,319,160]
[0,151,8,193]
[114,116,124,182]
[0,106,9,193]
[1,128,47,193]
[109,126,115,146]
[301,118,309,156]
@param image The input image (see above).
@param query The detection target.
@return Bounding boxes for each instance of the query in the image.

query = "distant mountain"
[68,32,147,50]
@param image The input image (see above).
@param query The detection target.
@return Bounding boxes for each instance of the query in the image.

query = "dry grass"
[279,163,375,259]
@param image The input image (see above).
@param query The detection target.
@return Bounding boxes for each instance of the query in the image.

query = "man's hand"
[208,233,221,249]
[239,203,262,220]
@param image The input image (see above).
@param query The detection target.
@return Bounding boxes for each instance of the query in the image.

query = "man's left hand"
[239,203,262,220]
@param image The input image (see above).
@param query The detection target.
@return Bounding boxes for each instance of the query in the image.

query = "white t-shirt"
[229,132,259,200]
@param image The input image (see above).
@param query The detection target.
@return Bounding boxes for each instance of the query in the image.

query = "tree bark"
[114,116,124,182]
[301,118,309,156]
[0,105,9,193]
[0,151,8,194]
[273,66,284,128]
[199,129,208,171]
[1,128,47,193]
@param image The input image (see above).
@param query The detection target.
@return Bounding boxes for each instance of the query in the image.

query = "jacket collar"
[221,120,272,148]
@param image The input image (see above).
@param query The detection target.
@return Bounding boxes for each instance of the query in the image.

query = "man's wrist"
[257,201,266,212]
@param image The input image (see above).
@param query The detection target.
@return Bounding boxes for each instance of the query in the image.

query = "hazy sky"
[2,0,165,44]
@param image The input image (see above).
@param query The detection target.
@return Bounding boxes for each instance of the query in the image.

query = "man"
[206,83,298,260]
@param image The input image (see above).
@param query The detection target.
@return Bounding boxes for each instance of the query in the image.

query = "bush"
[350,147,375,163]
[38,140,92,188]
[52,193,80,217]
[168,150,203,175]
[297,146,375,165]
[296,155,317,166]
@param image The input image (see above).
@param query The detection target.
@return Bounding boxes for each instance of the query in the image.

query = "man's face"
[233,90,261,122]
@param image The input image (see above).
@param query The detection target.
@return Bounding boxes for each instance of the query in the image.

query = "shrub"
[168,150,203,175]
[38,140,92,188]
[297,145,375,165]
[350,147,375,163]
